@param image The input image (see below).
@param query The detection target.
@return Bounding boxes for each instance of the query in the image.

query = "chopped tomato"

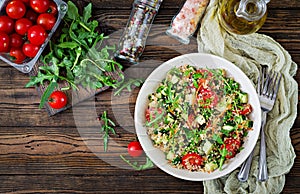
[145,107,162,122]
[234,104,252,115]
[182,153,203,170]
[221,138,241,159]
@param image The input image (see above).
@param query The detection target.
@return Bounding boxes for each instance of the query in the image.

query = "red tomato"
[10,33,24,48]
[182,153,203,170]
[30,0,50,13]
[48,1,57,15]
[22,42,39,58]
[37,13,56,31]
[198,87,218,108]
[27,25,47,46]
[48,91,68,109]
[25,9,38,23]
[145,107,162,122]
[9,47,26,64]
[238,104,252,115]
[15,18,33,36]
[127,141,143,157]
[0,16,15,34]
[0,32,11,52]
[6,0,27,19]
[221,138,241,159]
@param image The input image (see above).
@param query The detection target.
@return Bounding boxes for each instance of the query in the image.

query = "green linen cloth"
[197,0,298,193]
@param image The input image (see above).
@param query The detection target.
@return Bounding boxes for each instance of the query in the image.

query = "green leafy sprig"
[114,78,144,96]
[98,111,116,152]
[120,155,154,170]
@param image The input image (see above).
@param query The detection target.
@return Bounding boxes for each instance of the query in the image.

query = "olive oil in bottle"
[218,0,268,35]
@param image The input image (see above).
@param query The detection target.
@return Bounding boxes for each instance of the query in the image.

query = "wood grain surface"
[0,0,299,193]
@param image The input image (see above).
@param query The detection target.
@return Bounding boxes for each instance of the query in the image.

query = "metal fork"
[238,66,282,182]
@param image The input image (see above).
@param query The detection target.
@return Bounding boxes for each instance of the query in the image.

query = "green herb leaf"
[67,1,79,20]
[83,3,92,23]
[98,111,117,152]
[120,155,154,170]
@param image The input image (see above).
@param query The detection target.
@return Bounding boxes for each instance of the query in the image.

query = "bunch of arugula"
[26,1,124,108]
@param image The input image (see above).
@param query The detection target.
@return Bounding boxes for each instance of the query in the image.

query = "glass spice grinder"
[115,0,163,64]
[218,0,269,35]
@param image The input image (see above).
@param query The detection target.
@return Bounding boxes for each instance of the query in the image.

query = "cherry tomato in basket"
[22,42,39,58]
[220,138,241,159]
[47,1,58,15]
[0,32,11,53]
[15,18,33,36]
[0,16,15,34]
[25,9,38,23]
[10,33,24,48]
[27,25,47,46]
[6,0,27,19]
[30,0,50,13]
[9,47,26,64]
[37,13,56,31]
[128,141,143,157]
[181,153,203,170]
[48,91,68,109]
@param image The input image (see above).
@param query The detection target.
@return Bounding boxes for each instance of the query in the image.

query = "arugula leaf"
[114,78,144,96]
[120,155,154,170]
[98,111,116,152]
[83,3,92,23]
[67,1,79,20]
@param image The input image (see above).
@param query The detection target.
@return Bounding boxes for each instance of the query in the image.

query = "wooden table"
[0,0,299,193]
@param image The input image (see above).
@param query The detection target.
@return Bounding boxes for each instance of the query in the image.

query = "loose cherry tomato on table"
[6,0,27,19]
[181,153,203,170]
[25,9,38,23]
[220,137,241,159]
[37,13,56,31]
[27,25,47,46]
[22,42,39,58]
[0,16,15,34]
[9,47,26,64]
[48,1,58,15]
[128,141,143,157]
[0,32,11,53]
[15,18,33,36]
[10,33,24,48]
[48,91,68,109]
[30,0,50,13]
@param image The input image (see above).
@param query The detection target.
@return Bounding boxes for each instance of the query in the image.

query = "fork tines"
[257,66,282,100]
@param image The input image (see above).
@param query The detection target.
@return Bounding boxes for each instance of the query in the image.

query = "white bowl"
[135,53,261,181]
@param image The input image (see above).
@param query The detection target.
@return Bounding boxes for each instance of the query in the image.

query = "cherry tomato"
[25,9,38,23]
[47,1,57,15]
[22,42,39,58]
[37,13,56,31]
[221,138,241,159]
[9,47,26,64]
[182,153,203,170]
[0,16,15,34]
[30,0,50,13]
[127,141,143,157]
[10,33,24,48]
[15,18,33,36]
[27,25,47,46]
[6,0,27,19]
[48,91,68,109]
[0,32,11,52]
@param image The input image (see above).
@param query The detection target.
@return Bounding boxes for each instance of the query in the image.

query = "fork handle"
[258,111,268,182]
[237,149,254,182]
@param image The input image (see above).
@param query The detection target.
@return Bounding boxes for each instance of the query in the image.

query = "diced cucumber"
[239,92,248,104]
[166,151,175,161]
[222,125,235,131]
[204,162,218,172]
[203,140,214,155]
[196,115,206,125]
